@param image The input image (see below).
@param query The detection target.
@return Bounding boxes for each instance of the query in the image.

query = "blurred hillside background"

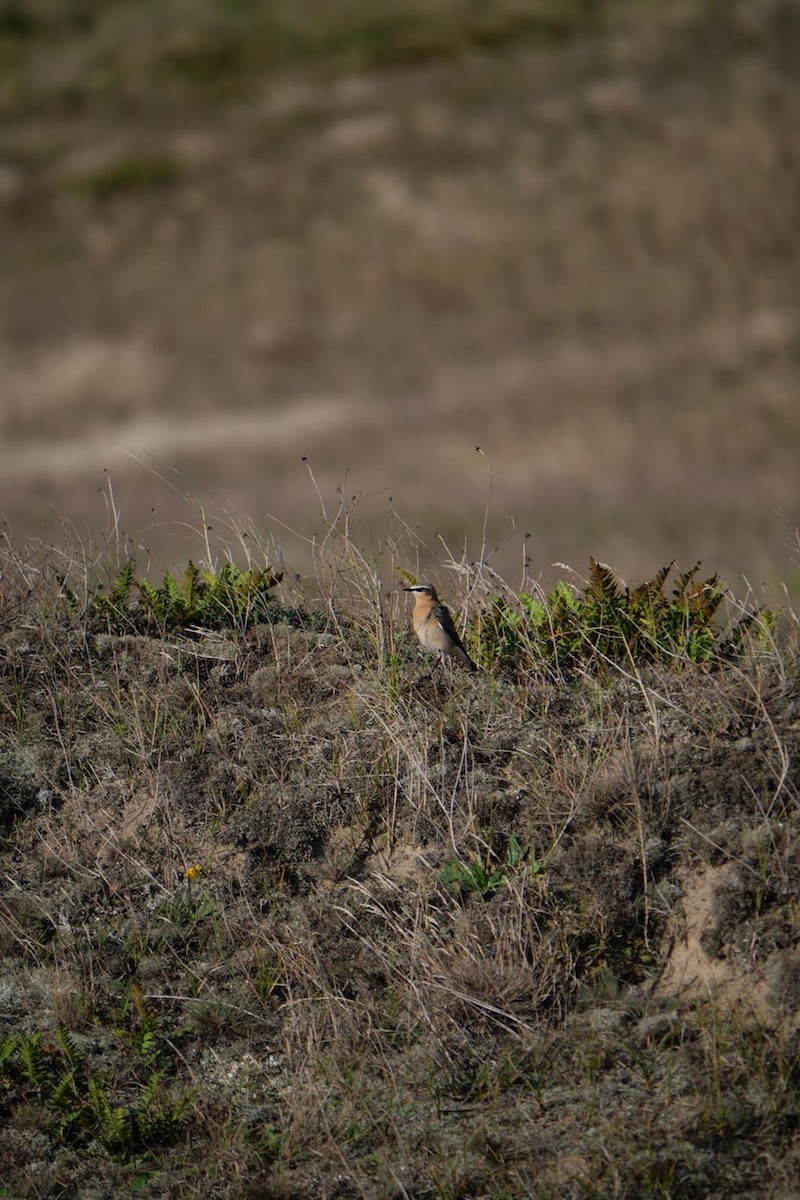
[1,0,799,596]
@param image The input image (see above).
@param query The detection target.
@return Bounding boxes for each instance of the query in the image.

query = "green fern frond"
[55,1024,82,1071]
[109,560,136,608]
[137,1028,157,1061]
[88,1077,129,1152]
[84,556,282,634]
[137,579,159,610]
[0,1035,14,1062]
[139,1069,164,1112]
[162,571,182,611]
[181,560,201,605]
[550,580,579,611]
[471,559,763,675]
[519,592,547,623]
[48,1070,78,1112]
[18,1031,48,1091]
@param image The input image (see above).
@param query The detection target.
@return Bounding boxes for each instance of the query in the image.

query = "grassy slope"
[0,527,798,1199]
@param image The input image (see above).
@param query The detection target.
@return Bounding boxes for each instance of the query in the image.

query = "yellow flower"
[184,864,202,881]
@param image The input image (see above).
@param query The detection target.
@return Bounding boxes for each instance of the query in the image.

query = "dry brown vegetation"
[0,507,798,1198]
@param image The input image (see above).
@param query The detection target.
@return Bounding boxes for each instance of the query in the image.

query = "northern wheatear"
[403,584,478,673]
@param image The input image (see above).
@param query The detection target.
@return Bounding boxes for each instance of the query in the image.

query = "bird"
[403,584,478,673]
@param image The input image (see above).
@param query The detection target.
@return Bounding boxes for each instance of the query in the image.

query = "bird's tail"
[456,645,479,672]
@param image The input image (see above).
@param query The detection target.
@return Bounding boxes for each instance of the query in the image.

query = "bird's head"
[403,584,439,600]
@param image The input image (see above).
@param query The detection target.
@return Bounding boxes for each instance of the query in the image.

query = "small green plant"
[86,559,283,634]
[440,855,508,899]
[3,1019,190,1163]
[440,834,544,899]
[256,1122,285,1163]
[473,559,771,674]
[17,1029,49,1090]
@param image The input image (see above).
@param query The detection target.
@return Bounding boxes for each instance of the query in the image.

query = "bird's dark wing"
[432,604,463,642]
[432,603,478,671]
